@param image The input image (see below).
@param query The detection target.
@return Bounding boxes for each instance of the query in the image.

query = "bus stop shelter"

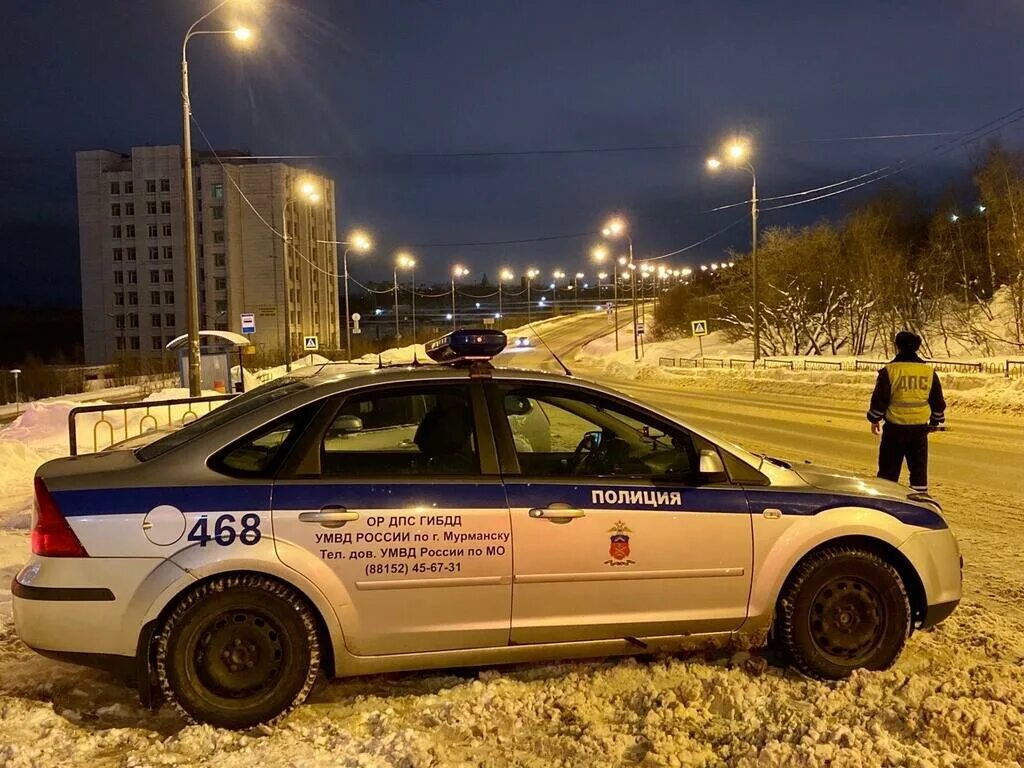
[165,331,252,394]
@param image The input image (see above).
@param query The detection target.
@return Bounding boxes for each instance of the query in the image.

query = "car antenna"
[528,322,573,376]
[376,353,384,370]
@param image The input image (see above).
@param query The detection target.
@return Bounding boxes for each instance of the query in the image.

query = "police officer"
[866,331,946,492]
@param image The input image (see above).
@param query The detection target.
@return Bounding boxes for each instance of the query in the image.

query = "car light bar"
[425,329,507,364]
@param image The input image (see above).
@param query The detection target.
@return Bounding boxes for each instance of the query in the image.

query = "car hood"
[789,462,917,504]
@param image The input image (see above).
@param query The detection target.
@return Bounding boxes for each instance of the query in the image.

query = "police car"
[14,330,961,729]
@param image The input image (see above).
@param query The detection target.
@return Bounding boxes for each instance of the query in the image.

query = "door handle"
[299,507,359,527]
[529,503,585,522]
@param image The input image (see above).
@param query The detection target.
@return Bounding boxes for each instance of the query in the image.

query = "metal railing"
[764,358,794,369]
[854,359,887,370]
[1008,360,1024,378]
[68,394,236,456]
[700,357,725,368]
[802,359,843,370]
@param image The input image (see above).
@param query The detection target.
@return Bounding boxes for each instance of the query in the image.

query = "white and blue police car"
[14,330,961,728]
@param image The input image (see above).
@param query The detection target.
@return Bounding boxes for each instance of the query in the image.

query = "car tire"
[777,547,910,680]
[155,573,320,729]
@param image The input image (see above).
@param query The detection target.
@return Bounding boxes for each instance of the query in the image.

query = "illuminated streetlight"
[451,264,470,328]
[180,1,258,395]
[602,216,638,356]
[279,178,324,370]
[525,268,539,322]
[394,252,416,342]
[498,268,515,328]
[338,229,373,362]
[706,136,760,360]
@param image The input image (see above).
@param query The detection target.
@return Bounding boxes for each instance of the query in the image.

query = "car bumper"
[12,556,175,659]
[897,528,962,628]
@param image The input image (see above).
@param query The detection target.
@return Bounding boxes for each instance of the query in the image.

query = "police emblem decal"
[604,520,635,566]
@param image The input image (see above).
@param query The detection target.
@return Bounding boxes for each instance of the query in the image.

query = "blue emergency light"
[425,329,507,364]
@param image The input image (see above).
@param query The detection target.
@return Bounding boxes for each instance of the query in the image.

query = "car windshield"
[135,378,311,461]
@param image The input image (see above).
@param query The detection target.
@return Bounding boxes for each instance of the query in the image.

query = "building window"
[161,223,172,237]
[211,205,224,220]
[163,269,174,282]
[112,248,123,262]
[126,247,137,261]
[145,179,156,193]
[160,200,171,215]
[111,203,121,217]
[116,336,125,351]
[148,246,159,260]
[114,292,124,306]
[124,224,135,238]
[212,183,224,200]
[164,291,175,304]
[113,315,125,330]
[162,246,173,260]
[112,225,122,239]
[149,269,160,283]
[128,292,138,306]
[215,277,227,291]
[151,290,161,304]
[124,202,135,216]
[213,230,224,244]
[215,300,227,313]
[165,313,176,327]
[128,313,139,328]
[146,225,157,239]
[113,271,124,284]
[146,201,157,215]
[214,252,225,267]
[152,337,164,351]
[160,178,171,192]
[151,313,162,328]
[127,270,137,284]
[129,336,140,351]
[110,181,120,195]
[124,180,133,194]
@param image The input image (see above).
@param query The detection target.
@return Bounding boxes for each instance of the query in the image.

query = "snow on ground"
[577,328,1024,418]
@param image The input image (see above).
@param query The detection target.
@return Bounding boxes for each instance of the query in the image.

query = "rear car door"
[489,381,752,644]
[269,380,513,656]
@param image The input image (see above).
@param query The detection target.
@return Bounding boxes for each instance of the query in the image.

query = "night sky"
[2,0,1022,308]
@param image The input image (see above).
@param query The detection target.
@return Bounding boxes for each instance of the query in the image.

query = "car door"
[271,380,513,656]
[489,381,753,645]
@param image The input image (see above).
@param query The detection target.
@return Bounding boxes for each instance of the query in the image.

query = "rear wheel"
[155,574,320,729]
[778,547,910,679]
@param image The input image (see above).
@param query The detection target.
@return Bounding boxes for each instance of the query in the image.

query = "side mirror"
[699,449,726,475]
[333,414,363,433]
[504,394,533,416]
[581,430,603,451]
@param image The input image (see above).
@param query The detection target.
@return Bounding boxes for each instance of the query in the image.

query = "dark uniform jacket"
[866,351,946,428]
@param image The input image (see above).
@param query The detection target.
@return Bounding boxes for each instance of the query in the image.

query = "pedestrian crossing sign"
[303,336,319,351]
[691,320,708,336]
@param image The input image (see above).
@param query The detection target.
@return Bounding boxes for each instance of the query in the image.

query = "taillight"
[31,477,88,557]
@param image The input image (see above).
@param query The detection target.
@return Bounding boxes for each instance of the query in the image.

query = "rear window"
[135,379,310,461]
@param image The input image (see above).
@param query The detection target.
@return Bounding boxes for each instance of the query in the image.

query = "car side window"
[320,385,480,476]
[215,415,301,477]
[500,386,701,481]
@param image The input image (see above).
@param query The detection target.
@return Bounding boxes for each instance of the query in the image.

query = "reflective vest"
[885,362,933,425]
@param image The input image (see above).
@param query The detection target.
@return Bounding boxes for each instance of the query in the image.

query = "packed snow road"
[0,316,1022,766]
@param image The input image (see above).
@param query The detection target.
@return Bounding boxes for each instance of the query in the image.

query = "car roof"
[294,361,580,389]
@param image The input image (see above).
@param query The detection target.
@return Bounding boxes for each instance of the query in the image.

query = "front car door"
[269,379,513,656]
[488,380,753,644]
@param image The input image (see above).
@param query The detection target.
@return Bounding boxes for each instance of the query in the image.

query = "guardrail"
[68,394,236,456]
[802,359,844,370]
[927,360,983,373]
[764,358,795,369]
[1008,360,1024,378]
[729,358,756,369]
[700,357,725,368]
[854,359,887,370]
[658,356,677,368]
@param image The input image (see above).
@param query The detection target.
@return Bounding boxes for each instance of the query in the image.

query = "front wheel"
[155,574,321,729]
[777,547,910,679]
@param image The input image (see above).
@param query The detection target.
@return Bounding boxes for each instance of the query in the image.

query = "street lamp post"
[602,217,638,359]
[574,273,584,307]
[451,265,469,328]
[181,5,253,396]
[552,270,566,312]
[8,369,21,417]
[340,231,373,363]
[281,180,322,372]
[395,252,415,343]
[526,268,539,323]
[499,269,514,329]
[707,140,759,361]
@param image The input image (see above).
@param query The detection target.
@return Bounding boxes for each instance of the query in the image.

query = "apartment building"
[76,145,340,364]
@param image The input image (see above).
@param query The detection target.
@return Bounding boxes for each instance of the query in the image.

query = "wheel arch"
[775,535,927,628]
[140,560,345,679]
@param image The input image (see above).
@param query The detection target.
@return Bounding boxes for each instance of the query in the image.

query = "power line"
[643,217,749,261]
